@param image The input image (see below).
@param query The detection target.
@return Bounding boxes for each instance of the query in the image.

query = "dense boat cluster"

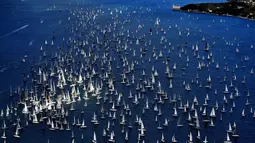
[0,4,254,143]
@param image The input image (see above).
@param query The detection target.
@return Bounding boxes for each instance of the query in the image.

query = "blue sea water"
[0,0,255,143]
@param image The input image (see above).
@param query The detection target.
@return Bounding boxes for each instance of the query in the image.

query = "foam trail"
[0,24,29,39]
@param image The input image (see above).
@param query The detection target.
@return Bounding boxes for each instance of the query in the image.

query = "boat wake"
[0,24,29,39]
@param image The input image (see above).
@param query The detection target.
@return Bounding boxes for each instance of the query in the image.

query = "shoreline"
[172,2,255,21]
[175,9,255,21]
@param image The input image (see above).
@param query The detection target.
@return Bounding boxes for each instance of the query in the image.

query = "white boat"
[173,108,178,117]
[209,118,215,127]
[169,79,173,88]
[32,111,39,124]
[216,63,220,69]
[66,122,71,131]
[203,136,208,143]
[157,122,163,130]
[188,132,193,143]
[144,98,150,109]
[177,117,183,127]
[120,115,126,125]
[207,75,211,82]
[163,118,168,126]
[224,84,229,94]
[125,131,128,140]
[155,18,160,26]
[110,102,117,112]
[92,132,97,143]
[173,63,176,70]
[232,128,240,138]
[250,68,254,74]
[1,129,6,139]
[210,107,216,118]
[13,126,20,138]
[185,84,191,91]
[202,107,207,116]
[22,103,29,114]
[161,133,165,142]
[224,133,232,143]
[172,134,177,143]
[91,112,98,123]
[77,73,83,84]
[242,109,245,117]
[108,131,115,142]
[197,130,200,139]
[49,121,55,130]
[140,126,145,136]
[80,119,87,128]
[88,80,95,93]
[227,123,232,133]
[103,129,106,137]
[195,118,200,129]
[154,70,158,76]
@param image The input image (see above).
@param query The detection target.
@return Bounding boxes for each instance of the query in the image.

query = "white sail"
[13,126,20,138]
[92,132,97,143]
[210,107,216,117]
[22,103,29,114]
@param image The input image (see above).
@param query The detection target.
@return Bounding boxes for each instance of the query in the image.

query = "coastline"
[172,2,255,21]
[176,9,255,21]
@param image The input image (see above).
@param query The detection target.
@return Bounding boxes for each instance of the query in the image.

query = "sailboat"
[224,84,229,94]
[235,47,239,53]
[203,136,208,143]
[209,118,215,127]
[161,133,165,142]
[140,126,145,136]
[250,68,254,74]
[173,108,178,117]
[188,132,193,143]
[163,118,168,127]
[232,127,240,138]
[49,121,55,130]
[110,102,117,112]
[202,107,207,116]
[80,119,87,128]
[227,123,232,133]
[172,134,177,143]
[102,129,107,137]
[157,122,163,130]
[185,83,191,91]
[88,81,95,93]
[210,107,216,118]
[125,131,128,141]
[177,117,183,127]
[108,131,115,142]
[92,132,97,143]
[120,115,126,125]
[32,111,39,124]
[197,130,200,139]
[169,79,173,88]
[66,122,71,131]
[173,63,177,70]
[224,133,232,143]
[1,130,6,139]
[155,18,160,26]
[242,109,245,117]
[195,117,200,129]
[22,103,29,114]
[216,63,220,69]
[13,126,20,138]
[144,98,150,109]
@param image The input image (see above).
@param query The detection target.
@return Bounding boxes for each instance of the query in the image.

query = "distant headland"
[173,0,255,20]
